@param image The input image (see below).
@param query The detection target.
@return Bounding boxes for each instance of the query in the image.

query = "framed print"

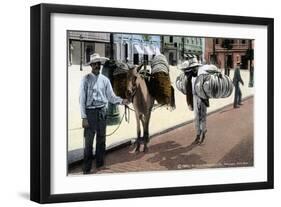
[30,3,274,203]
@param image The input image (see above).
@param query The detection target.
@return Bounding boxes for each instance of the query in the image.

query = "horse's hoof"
[199,139,206,145]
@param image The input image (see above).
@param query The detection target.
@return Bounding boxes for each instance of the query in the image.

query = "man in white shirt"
[80,53,129,174]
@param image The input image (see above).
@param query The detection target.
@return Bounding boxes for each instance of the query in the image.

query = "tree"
[142,34,151,42]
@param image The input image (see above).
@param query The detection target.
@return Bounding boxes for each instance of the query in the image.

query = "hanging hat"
[187,57,202,68]
[178,60,190,70]
[178,58,202,71]
[87,53,109,65]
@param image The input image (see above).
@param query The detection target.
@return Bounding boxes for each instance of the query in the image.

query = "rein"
[127,74,139,103]
[105,109,125,137]
[106,105,134,136]
[128,86,137,103]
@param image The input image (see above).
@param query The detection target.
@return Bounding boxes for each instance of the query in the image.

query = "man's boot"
[192,134,201,144]
[200,131,207,144]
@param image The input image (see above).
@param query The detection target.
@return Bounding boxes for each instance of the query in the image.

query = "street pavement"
[68,96,253,175]
[68,65,254,164]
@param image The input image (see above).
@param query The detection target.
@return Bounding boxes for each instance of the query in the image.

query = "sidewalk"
[69,97,253,174]
[68,65,254,164]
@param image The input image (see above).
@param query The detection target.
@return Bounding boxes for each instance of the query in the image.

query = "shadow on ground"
[218,136,253,167]
[145,141,206,170]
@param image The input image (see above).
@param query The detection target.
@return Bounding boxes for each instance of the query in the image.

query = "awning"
[184,54,197,59]
[155,47,161,55]
[144,46,154,56]
[133,44,144,54]
[150,45,161,55]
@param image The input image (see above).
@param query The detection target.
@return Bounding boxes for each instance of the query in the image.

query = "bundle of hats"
[176,72,188,95]
[176,57,203,97]
[149,55,175,107]
[112,61,133,99]
[151,54,170,74]
[194,65,234,99]
[175,72,193,109]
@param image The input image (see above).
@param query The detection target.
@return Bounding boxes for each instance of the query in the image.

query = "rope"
[106,105,135,136]
[106,110,125,137]
[105,101,165,136]
[125,105,130,123]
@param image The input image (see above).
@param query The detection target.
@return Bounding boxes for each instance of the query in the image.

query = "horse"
[126,65,155,152]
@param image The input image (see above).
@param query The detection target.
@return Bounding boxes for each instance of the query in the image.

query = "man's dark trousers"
[233,84,242,107]
[83,107,107,173]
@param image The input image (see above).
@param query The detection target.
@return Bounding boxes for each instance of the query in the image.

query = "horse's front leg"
[143,113,151,152]
[134,113,141,153]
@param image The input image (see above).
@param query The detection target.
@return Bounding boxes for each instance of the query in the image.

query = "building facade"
[113,34,161,65]
[68,31,206,67]
[204,38,254,69]
[68,31,111,66]
[162,36,204,65]
[68,31,161,66]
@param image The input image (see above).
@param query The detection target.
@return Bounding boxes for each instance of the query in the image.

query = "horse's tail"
[170,86,176,109]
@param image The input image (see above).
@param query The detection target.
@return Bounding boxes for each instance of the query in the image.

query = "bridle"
[127,76,138,103]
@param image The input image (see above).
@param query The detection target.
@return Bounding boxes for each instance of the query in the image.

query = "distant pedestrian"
[80,53,129,174]
[233,62,244,108]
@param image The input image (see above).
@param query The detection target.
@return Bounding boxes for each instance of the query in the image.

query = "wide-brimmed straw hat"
[178,57,202,71]
[87,53,109,65]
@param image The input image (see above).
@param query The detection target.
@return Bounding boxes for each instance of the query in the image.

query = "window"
[143,54,148,64]
[210,54,217,64]
[169,36,173,43]
[133,54,139,64]
[242,39,246,44]
[216,38,219,44]
[124,43,128,62]
[105,43,111,58]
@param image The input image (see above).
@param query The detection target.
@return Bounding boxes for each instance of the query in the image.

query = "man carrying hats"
[179,56,209,144]
[233,62,244,108]
[80,53,129,174]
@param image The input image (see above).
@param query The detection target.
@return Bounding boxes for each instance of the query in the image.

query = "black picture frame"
[30,3,274,204]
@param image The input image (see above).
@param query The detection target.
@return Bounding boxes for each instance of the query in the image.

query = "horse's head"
[126,64,143,101]
[126,66,138,100]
